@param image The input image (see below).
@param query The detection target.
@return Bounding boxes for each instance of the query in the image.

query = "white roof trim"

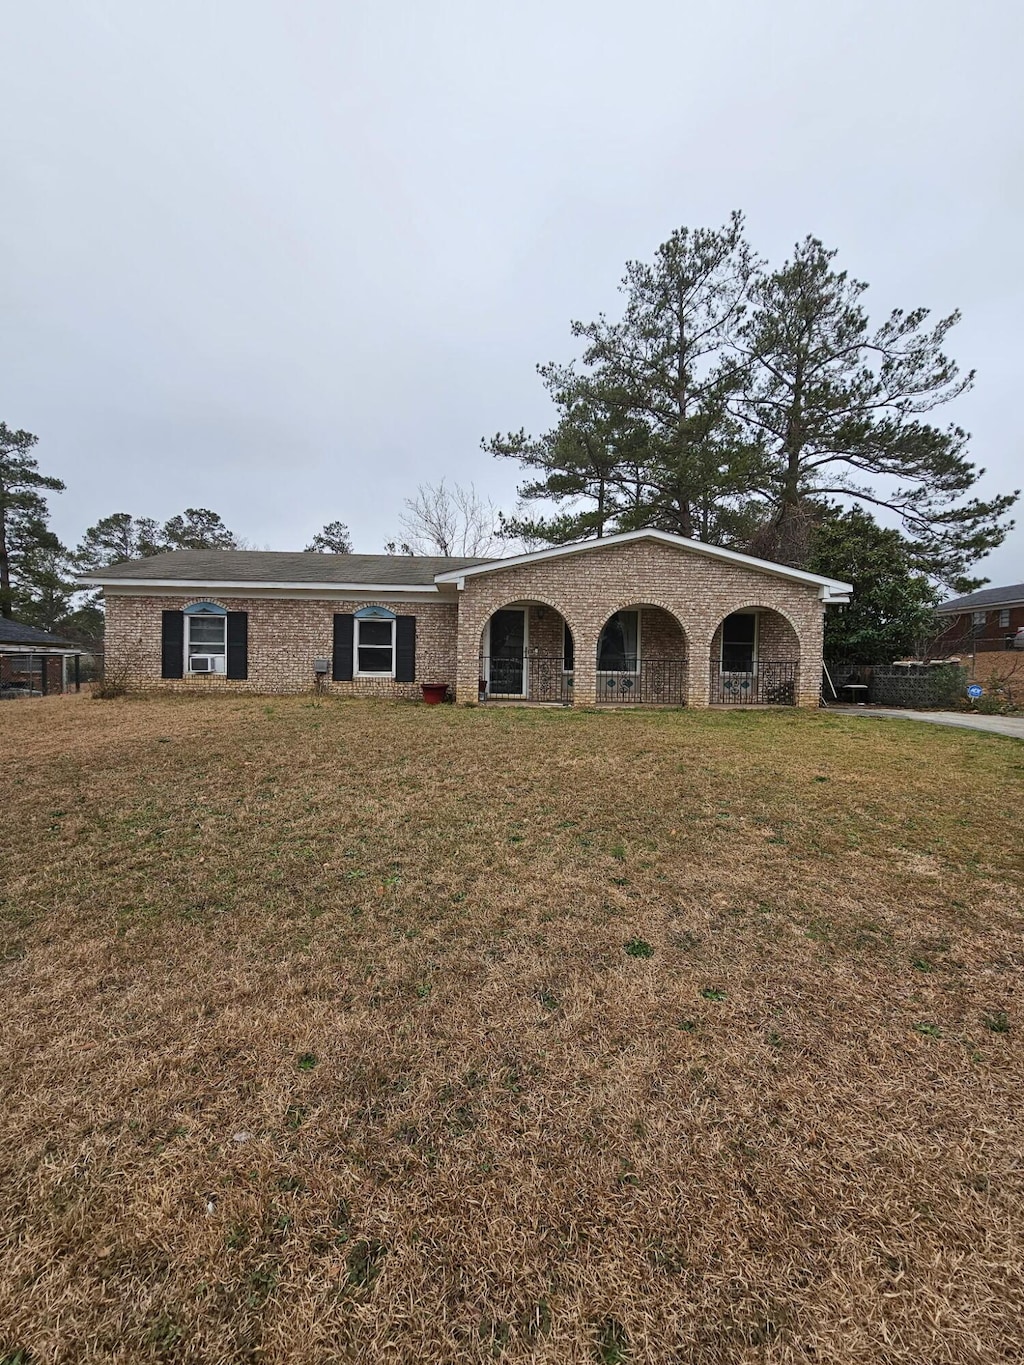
[77,577,442,594]
[432,530,853,601]
[0,644,83,655]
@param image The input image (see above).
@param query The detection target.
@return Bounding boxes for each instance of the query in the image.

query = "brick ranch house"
[83,530,852,708]
[932,582,1024,654]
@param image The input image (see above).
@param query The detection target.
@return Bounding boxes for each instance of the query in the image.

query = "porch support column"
[571,630,598,706]
[794,609,824,708]
[687,638,711,707]
[454,599,482,705]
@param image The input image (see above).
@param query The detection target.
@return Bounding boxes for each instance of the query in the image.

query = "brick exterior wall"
[104,594,458,698]
[639,606,687,661]
[102,540,831,707]
[454,539,825,707]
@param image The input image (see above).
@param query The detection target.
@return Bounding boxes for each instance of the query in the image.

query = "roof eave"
[937,598,1024,614]
[78,577,444,593]
[0,642,83,653]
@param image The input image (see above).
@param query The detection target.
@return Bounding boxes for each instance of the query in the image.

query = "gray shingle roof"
[0,617,79,648]
[80,550,495,586]
[937,582,1024,613]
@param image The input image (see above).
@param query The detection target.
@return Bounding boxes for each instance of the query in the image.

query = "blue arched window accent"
[354,606,396,620]
[184,601,227,616]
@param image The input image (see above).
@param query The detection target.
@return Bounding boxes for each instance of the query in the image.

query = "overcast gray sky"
[4,0,1022,581]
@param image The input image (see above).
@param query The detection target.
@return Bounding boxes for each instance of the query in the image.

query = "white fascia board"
[0,644,82,655]
[433,529,854,598]
[78,577,442,594]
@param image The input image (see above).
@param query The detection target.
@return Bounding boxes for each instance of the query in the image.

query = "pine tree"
[738,237,1017,586]
[74,513,164,571]
[161,508,237,551]
[485,221,1016,586]
[0,422,66,619]
[305,521,353,553]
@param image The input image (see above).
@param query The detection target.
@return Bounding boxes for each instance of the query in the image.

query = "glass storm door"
[489,609,526,695]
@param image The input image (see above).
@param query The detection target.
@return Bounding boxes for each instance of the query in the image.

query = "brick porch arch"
[457,595,585,705]
[592,600,690,706]
[707,602,814,707]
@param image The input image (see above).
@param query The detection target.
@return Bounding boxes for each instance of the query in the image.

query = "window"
[721,612,757,672]
[999,608,1011,628]
[563,622,575,672]
[355,607,395,676]
[598,611,639,671]
[972,611,987,630]
[184,603,227,673]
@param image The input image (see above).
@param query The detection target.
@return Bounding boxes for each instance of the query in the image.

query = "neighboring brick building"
[83,530,852,708]
[933,582,1024,654]
[0,617,85,695]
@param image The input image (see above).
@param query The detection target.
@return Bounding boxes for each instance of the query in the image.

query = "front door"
[488,609,526,696]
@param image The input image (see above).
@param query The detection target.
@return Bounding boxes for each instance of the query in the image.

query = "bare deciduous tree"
[386,481,501,557]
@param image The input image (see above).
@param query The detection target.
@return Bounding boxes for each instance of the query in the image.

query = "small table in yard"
[840,683,869,704]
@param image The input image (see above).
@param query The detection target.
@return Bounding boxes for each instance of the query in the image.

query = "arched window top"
[355,605,395,620]
[184,600,227,616]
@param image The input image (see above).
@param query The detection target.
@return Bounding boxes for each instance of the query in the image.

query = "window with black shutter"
[332,614,354,680]
[395,615,416,682]
[226,612,248,679]
[161,611,184,679]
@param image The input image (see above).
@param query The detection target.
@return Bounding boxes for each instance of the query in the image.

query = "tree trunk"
[0,501,11,618]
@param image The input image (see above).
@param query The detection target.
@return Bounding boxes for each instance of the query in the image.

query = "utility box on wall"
[313,658,330,675]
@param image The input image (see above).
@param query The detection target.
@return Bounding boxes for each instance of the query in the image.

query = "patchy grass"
[1,694,1022,1363]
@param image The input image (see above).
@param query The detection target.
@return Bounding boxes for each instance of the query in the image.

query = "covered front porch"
[478,601,574,703]
[708,608,801,705]
[477,602,689,706]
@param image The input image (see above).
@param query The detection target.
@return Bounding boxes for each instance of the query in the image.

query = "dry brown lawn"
[1,695,1022,1365]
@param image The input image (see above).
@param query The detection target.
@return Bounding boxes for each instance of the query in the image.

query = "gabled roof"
[433,530,853,601]
[937,582,1024,614]
[0,617,79,649]
[78,549,493,590]
[76,532,854,602]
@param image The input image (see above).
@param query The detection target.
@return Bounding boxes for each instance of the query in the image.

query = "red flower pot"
[421,683,448,705]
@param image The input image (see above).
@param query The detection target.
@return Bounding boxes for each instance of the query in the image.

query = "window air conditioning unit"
[189,655,217,673]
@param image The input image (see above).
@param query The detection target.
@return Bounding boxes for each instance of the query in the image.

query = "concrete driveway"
[831,706,1024,740]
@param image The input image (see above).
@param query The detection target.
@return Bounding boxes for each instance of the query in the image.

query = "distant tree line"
[0,421,367,642]
[2,215,1015,662]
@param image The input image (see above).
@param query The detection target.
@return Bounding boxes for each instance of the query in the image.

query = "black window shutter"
[226,612,248,680]
[161,611,184,679]
[395,615,416,683]
[333,613,354,680]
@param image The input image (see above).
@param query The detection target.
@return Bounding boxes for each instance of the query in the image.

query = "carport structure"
[0,618,86,697]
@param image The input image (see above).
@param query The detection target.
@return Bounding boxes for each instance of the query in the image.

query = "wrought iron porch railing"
[479,656,573,703]
[709,661,798,705]
[596,658,688,705]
